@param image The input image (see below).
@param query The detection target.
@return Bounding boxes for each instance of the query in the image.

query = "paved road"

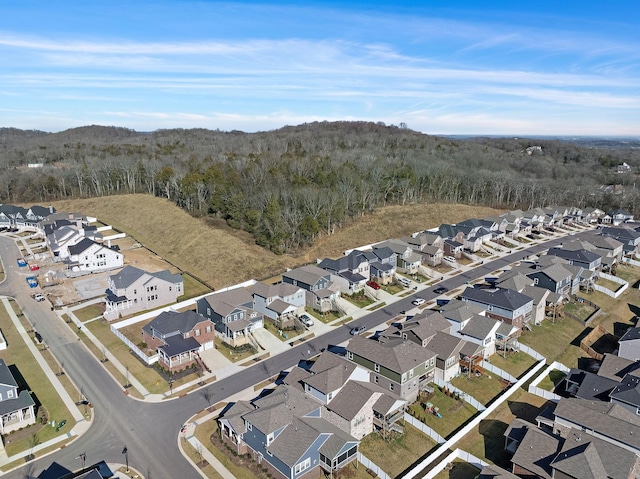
[0,231,577,478]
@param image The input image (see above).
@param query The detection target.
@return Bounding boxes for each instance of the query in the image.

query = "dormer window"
[374,363,380,372]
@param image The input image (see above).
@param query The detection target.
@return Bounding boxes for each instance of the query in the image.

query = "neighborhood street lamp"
[122,445,129,472]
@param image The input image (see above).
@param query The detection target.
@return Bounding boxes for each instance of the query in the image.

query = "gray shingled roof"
[609,373,640,407]
[347,335,436,374]
[597,354,640,381]
[219,400,254,436]
[547,247,600,265]
[461,286,533,311]
[426,331,465,359]
[283,264,330,285]
[477,464,519,479]
[249,281,300,299]
[200,288,254,316]
[0,359,18,388]
[460,314,499,340]
[530,263,572,283]
[304,363,356,395]
[619,327,640,342]
[67,237,97,255]
[511,426,560,479]
[142,310,208,337]
[110,265,182,289]
[325,381,378,421]
[159,335,201,357]
[439,299,486,322]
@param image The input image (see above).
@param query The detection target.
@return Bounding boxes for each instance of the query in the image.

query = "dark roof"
[143,310,208,337]
[477,464,519,479]
[67,237,97,255]
[105,289,127,303]
[619,327,640,342]
[159,335,201,357]
[347,334,437,374]
[609,373,640,407]
[0,390,35,416]
[338,271,366,284]
[0,359,18,388]
[318,250,369,273]
[372,246,395,261]
[597,353,640,381]
[567,369,619,401]
[547,247,601,265]
[461,286,533,311]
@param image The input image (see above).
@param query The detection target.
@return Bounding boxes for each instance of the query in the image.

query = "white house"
[66,238,123,273]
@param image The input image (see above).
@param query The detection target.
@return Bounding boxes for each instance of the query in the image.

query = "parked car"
[433,286,449,294]
[350,325,366,335]
[17,258,27,267]
[29,264,39,271]
[366,280,381,290]
[299,314,314,327]
[443,256,456,263]
[411,297,426,306]
[33,293,45,302]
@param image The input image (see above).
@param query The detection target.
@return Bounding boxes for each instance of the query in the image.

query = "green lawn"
[383,283,403,294]
[563,301,597,322]
[433,460,481,479]
[409,387,477,438]
[0,300,76,457]
[73,303,105,322]
[451,373,507,406]
[342,293,375,309]
[537,369,566,392]
[488,352,537,379]
[596,277,624,292]
[519,317,585,364]
[305,307,342,324]
[359,423,436,478]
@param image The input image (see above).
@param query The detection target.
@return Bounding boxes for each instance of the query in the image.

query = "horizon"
[1,1,639,136]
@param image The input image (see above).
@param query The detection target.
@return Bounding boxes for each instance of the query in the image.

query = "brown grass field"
[49,194,503,289]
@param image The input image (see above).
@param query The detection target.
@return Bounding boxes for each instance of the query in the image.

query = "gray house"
[281,264,340,313]
[197,288,263,347]
[618,327,640,362]
[460,286,533,333]
[104,265,183,320]
[218,384,359,479]
[249,281,305,327]
[346,334,437,403]
[525,263,573,295]
[602,226,640,254]
[546,247,601,271]
[0,359,36,434]
[317,250,369,293]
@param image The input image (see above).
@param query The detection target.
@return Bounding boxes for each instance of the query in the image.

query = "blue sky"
[1,0,639,135]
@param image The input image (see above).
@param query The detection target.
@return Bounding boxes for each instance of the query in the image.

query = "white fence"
[111,326,158,366]
[357,453,391,479]
[424,448,489,479]
[404,412,446,444]
[482,360,517,382]
[433,377,486,411]
[514,341,545,361]
[527,361,569,402]
[594,271,628,298]
[402,358,547,479]
[625,257,640,267]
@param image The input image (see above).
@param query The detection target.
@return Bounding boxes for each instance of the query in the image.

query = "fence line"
[514,341,545,361]
[404,413,446,444]
[402,358,547,479]
[527,361,569,402]
[433,377,486,411]
[110,325,158,366]
[357,453,391,479]
[424,448,489,479]
[624,257,640,267]
[481,360,518,382]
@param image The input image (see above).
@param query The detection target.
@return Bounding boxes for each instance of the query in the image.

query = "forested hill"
[1,121,639,253]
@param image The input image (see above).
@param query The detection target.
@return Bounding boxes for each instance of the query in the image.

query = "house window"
[389,383,394,391]
[430,357,435,367]
[266,433,274,446]
[402,373,407,382]
[134,289,137,295]
[295,458,311,474]
[246,422,252,431]
[533,278,539,285]
[484,337,491,345]
[374,375,379,383]
[347,351,353,360]
[206,325,211,333]
[374,363,380,372]
[207,308,211,316]
[7,390,13,399]
[328,392,333,401]
[195,329,201,337]
[409,369,414,378]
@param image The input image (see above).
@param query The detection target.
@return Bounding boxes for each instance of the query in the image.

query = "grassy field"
[409,388,477,438]
[518,317,585,364]
[488,352,537,379]
[537,369,567,392]
[451,373,507,406]
[49,195,503,289]
[0,300,75,457]
[359,423,437,478]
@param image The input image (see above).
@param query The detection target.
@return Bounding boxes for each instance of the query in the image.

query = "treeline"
[1,122,639,253]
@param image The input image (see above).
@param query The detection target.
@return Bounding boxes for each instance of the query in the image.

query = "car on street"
[33,293,45,302]
[366,280,381,290]
[299,314,314,327]
[350,325,366,335]
[411,297,426,306]
[433,286,449,294]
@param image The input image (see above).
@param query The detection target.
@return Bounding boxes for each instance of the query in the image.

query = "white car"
[411,298,426,306]
[299,314,314,327]
[33,293,45,302]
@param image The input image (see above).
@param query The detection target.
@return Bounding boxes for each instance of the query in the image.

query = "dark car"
[350,325,366,335]
[433,286,449,294]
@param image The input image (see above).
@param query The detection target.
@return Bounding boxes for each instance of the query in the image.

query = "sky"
[1,0,639,136]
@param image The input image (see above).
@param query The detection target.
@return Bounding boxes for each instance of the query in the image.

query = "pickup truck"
[17,258,27,267]
[26,276,38,288]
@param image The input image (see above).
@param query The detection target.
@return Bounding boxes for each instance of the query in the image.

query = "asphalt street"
[0,231,574,478]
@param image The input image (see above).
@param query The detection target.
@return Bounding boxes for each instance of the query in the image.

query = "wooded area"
[2,121,639,253]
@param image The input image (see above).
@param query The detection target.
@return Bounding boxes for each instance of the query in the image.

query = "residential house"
[562,368,619,401]
[365,246,397,284]
[218,384,359,479]
[443,239,465,258]
[459,314,501,358]
[318,250,370,293]
[427,331,482,381]
[610,209,634,225]
[282,264,340,313]
[283,352,406,440]
[583,234,624,261]
[439,299,487,333]
[378,310,452,347]
[0,359,36,434]
[582,207,606,224]
[346,334,437,403]
[546,247,601,271]
[619,327,640,362]
[509,420,561,479]
[66,238,123,273]
[0,203,55,230]
[525,263,573,296]
[103,265,183,320]
[249,281,305,328]
[496,271,555,325]
[609,374,640,415]
[403,232,444,266]
[460,286,533,332]
[374,239,422,274]
[458,218,505,242]
[142,310,214,371]
[602,226,640,255]
[197,289,263,347]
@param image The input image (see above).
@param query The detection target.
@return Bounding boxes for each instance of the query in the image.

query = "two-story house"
[0,359,36,434]
[602,226,640,255]
[104,265,183,320]
[460,286,533,333]
[197,288,263,347]
[218,384,359,479]
[317,250,370,293]
[546,247,601,271]
[403,232,444,267]
[345,334,437,403]
[66,238,124,273]
[525,263,573,296]
[373,239,422,275]
[364,246,397,284]
[142,310,215,371]
[281,264,340,313]
[249,281,305,328]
